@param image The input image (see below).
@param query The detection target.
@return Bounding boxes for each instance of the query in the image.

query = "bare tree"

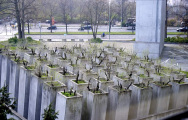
[44,0,58,33]
[84,0,107,39]
[60,0,71,34]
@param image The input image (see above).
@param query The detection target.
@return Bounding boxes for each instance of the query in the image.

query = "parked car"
[47,26,57,30]
[78,26,92,31]
[177,27,188,32]
[78,27,84,31]
[83,25,92,30]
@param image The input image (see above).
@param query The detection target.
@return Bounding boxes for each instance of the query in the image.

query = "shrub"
[167,19,177,26]
[165,36,188,43]
[8,37,18,44]
[90,38,103,43]
[26,37,33,42]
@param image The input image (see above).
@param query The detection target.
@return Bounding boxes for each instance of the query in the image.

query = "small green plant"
[42,103,58,120]
[0,85,16,119]
[31,48,36,55]
[90,38,103,43]
[62,89,77,97]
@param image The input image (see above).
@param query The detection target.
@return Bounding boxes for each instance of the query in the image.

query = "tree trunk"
[165,0,168,38]
[21,0,25,40]
[66,23,68,34]
[50,16,52,33]
[14,0,22,39]
[28,21,30,34]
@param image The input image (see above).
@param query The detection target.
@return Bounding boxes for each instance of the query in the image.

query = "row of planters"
[0,44,188,120]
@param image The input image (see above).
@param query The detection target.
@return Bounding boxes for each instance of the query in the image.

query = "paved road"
[25,34,187,41]
[0,23,186,41]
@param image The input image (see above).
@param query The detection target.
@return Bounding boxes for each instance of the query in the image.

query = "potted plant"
[106,85,132,120]
[129,83,152,119]
[150,80,172,114]
[55,89,83,120]
[55,67,76,86]
[40,81,67,120]
[81,85,108,120]
[68,71,88,94]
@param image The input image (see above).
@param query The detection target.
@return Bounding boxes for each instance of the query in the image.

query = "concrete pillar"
[28,75,44,120]
[9,60,20,111]
[150,83,172,114]
[0,54,2,87]
[55,91,83,120]
[1,55,10,89]
[129,85,152,119]
[17,67,33,119]
[169,82,188,109]
[134,0,166,58]
[40,81,66,120]
[82,90,108,120]
[106,86,131,120]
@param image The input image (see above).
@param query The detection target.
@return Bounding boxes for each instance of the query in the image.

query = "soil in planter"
[73,80,86,84]
[181,71,188,78]
[37,58,47,62]
[46,81,62,87]
[139,74,147,78]
[25,66,35,70]
[173,80,185,84]
[59,58,67,60]
[61,92,76,97]
[48,64,59,68]
[59,72,73,76]
[117,75,130,80]
[155,73,164,77]
[134,84,149,89]
[154,81,170,87]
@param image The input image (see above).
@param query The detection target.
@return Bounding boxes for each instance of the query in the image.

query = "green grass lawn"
[23,32,186,35]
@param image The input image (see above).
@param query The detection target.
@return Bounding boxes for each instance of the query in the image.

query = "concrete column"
[9,60,20,111]
[0,54,3,87]
[150,83,172,114]
[28,75,44,120]
[106,86,131,120]
[55,91,83,120]
[1,55,10,89]
[40,81,66,120]
[17,67,33,119]
[129,85,152,119]
[134,0,166,58]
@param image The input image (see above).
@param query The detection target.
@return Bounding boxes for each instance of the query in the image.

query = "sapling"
[31,48,35,55]
[62,67,68,75]
[128,71,132,80]
[75,71,79,83]
[55,47,57,53]
[178,77,184,84]
[146,69,150,77]
[70,88,73,95]
[126,82,133,90]
[98,55,107,65]
[74,90,76,96]
[46,70,48,76]
[113,57,117,64]
[75,56,79,65]
[147,81,150,87]
[87,82,91,91]
[119,48,125,52]
[166,78,171,85]
[119,83,123,90]
[23,61,28,68]
[96,81,99,91]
